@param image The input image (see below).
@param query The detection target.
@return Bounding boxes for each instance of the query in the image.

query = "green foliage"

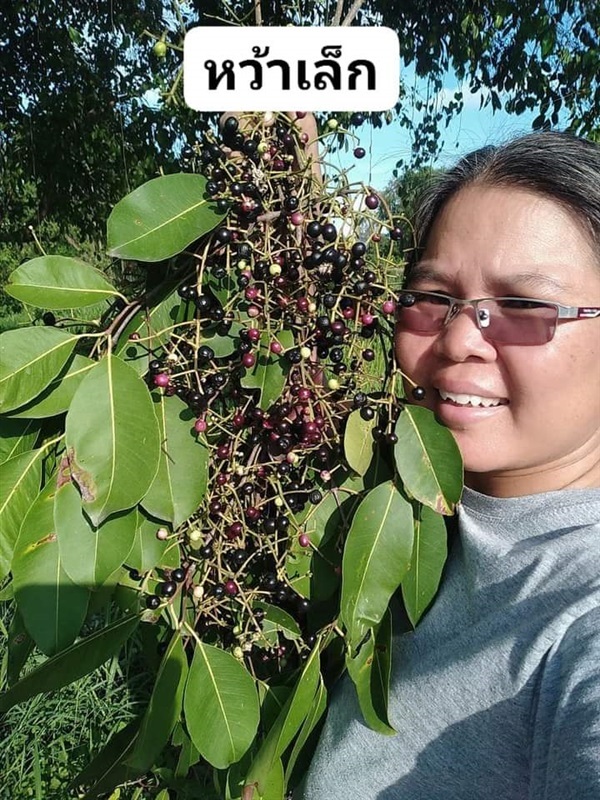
[0,114,463,799]
[107,174,227,262]
[0,607,151,800]
[5,256,121,309]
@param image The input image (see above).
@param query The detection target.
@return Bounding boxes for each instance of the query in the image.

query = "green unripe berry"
[153,40,167,58]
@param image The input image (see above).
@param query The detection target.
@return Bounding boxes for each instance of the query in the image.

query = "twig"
[341,0,366,26]
[332,0,345,26]
[254,0,263,26]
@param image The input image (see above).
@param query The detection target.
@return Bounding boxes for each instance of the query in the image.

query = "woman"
[300,132,600,799]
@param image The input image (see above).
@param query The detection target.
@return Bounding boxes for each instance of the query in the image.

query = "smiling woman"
[299,131,600,800]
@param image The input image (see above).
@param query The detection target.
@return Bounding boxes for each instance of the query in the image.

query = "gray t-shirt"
[299,486,600,799]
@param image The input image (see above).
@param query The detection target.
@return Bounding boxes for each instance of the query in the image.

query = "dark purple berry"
[306,221,322,239]
[160,580,177,597]
[172,567,186,583]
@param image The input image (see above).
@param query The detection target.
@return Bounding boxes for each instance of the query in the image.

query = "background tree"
[1,0,597,247]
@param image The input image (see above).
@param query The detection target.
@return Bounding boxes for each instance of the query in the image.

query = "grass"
[0,604,155,800]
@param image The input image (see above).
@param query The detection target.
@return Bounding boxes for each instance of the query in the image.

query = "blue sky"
[329,81,542,191]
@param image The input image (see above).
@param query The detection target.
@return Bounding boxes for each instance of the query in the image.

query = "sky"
[328,80,542,191]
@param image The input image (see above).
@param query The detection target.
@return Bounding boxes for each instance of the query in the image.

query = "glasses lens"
[483,299,558,344]
[396,292,451,332]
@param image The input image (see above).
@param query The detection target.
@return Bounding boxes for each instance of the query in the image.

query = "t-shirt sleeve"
[529,606,600,800]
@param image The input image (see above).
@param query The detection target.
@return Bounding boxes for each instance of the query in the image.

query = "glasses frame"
[395,289,600,345]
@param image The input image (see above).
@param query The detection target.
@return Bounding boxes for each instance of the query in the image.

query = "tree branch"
[332,0,345,26]
[254,0,263,26]
[341,0,366,26]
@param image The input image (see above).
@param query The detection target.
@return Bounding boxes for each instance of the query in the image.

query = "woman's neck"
[465,451,600,497]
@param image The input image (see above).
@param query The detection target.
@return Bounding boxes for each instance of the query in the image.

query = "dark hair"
[406,131,600,278]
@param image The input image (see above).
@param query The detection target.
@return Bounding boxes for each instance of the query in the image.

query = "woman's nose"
[432,305,498,362]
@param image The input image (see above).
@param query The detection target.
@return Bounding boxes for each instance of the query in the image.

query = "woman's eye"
[413,291,452,305]
[499,298,548,310]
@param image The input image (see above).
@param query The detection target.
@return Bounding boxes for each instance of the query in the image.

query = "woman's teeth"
[438,390,503,408]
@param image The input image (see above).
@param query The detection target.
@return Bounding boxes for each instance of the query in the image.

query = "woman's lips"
[432,388,509,426]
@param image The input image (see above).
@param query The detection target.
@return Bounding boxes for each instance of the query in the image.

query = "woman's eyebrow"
[404,264,447,284]
[406,265,570,295]
[500,271,570,295]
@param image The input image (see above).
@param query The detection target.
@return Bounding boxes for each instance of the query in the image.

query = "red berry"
[290,211,304,226]
[245,286,259,301]
[270,340,283,355]
[224,580,239,596]
[295,111,307,119]
[382,300,396,315]
[297,296,309,313]
[153,373,170,387]
[298,533,310,548]
[242,352,256,368]
[194,418,207,433]
[226,521,243,539]
[247,327,260,342]
[129,332,140,340]
[365,194,379,210]
[354,147,366,159]
[361,312,375,326]
[248,305,261,318]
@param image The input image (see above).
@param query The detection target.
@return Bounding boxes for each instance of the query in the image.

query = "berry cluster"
[132,112,411,676]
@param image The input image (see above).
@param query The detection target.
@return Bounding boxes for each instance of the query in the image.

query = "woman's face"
[394,184,600,496]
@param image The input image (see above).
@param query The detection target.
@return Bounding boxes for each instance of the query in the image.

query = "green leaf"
[174,727,201,778]
[6,354,95,419]
[254,601,302,642]
[340,481,413,645]
[107,173,226,262]
[394,405,463,515]
[11,481,90,655]
[244,646,320,796]
[401,503,448,626]
[346,610,395,735]
[114,286,182,376]
[142,394,209,529]
[0,327,79,413]
[240,331,293,411]
[0,448,44,582]
[55,481,137,587]
[184,642,260,769]
[128,510,179,572]
[5,256,120,309]
[0,613,139,712]
[0,417,40,464]
[344,409,376,476]
[284,677,327,783]
[201,321,243,357]
[127,633,188,772]
[7,608,34,686]
[68,25,83,45]
[65,355,161,526]
[72,720,142,799]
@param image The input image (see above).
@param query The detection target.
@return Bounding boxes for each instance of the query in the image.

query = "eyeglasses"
[395,289,600,345]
